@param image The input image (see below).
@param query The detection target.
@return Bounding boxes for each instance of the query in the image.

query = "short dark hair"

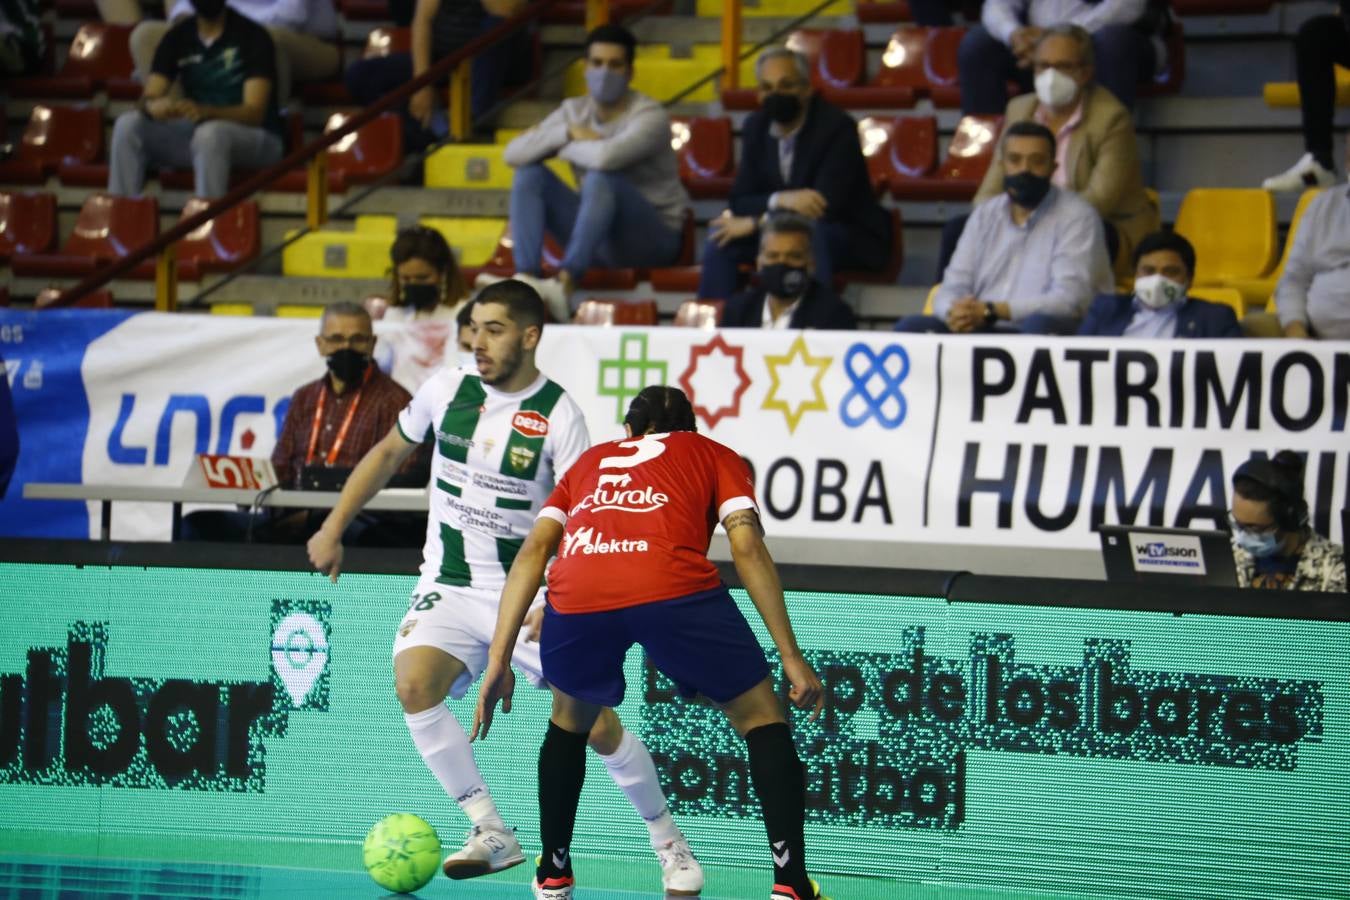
[455,298,475,330]
[624,385,697,434]
[1233,450,1309,532]
[1002,120,1056,158]
[475,279,546,331]
[1133,230,1196,279]
[389,225,467,309]
[585,24,637,66]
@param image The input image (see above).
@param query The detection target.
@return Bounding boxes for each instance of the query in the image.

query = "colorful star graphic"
[678,334,752,430]
[761,335,832,434]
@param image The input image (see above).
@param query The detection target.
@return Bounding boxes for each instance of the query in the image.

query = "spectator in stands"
[1077,231,1241,338]
[129,0,340,103]
[960,25,1157,280]
[1230,452,1346,592]
[502,24,688,321]
[696,47,891,302]
[0,351,17,501]
[182,302,429,545]
[1273,181,1350,340]
[1261,0,1350,190]
[721,213,857,330]
[385,226,470,323]
[108,0,286,199]
[895,121,1110,334]
[958,0,1165,114]
[0,0,44,76]
[345,0,527,152]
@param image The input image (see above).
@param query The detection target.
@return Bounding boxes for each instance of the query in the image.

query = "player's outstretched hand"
[306,528,343,584]
[783,652,824,721]
[472,659,515,741]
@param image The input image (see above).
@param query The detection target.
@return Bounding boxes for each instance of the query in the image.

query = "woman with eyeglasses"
[1229,451,1346,592]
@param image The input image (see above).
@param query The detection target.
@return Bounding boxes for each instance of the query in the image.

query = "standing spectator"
[502,24,688,321]
[1273,181,1350,339]
[1262,0,1349,190]
[1230,452,1346,592]
[0,351,17,500]
[108,0,285,199]
[130,0,340,104]
[722,213,857,330]
[698,47,891,301]
[959,0,1165,114]
[0,0,44,76]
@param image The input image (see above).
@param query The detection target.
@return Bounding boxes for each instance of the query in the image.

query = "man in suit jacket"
[723,213,857,329]
[697,46,892,300]
[1078,231,1243,338]
[968,24,1158,280]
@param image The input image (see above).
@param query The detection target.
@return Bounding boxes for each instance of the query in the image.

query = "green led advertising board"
[0,561,1347,899]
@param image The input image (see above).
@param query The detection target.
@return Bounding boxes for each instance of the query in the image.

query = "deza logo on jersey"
[512,411,549,438]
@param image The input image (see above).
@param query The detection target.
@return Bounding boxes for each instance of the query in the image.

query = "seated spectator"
[959,0,1166,114]
[722,213,857,330]
[0,0,44,76]
[130,0,339,103]
[385,226,470,323]
[1262,0,1349,190]
[950,25,1158,280]
[501,24,689,320]
[1230,451,1346,592]
[1273,178,1350,340]
[0,350,16,500]
[1078,231,1241,338]
[697,47,891,301]
[182,302,429,545]
[896,121,1110,334]
[108,0,285,199]
[345,0,527,152]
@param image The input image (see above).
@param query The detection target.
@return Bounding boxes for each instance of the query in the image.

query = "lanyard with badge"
[305,366,371,467]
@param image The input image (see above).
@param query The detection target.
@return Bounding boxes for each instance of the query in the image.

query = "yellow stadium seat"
[355,215,398,234]
[1266,296,1276,314]
[1188,286,1246,319]
[419,217,509,267]
[1263,65,1350,107]
[277,305,325,318]
[210,303,255,316]
[1174,188,1277,284]
[696,0,849,15]
[282,228,394,278]
[1224,188,1322,309]
[424,143,576,189]
[923,283,938,315]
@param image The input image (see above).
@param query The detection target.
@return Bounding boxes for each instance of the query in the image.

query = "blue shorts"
[540,585,771,709]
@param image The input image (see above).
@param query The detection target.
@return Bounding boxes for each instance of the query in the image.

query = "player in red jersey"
[472,385,828,900]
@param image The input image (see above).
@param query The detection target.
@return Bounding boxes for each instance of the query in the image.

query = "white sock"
[599,729,682,849]
[404,705,505,830]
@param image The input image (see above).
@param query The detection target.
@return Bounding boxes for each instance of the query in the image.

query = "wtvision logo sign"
[0,600,329,792]
[1130,532,1206,574]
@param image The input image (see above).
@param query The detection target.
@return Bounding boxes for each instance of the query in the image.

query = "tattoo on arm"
[723,509,764,536]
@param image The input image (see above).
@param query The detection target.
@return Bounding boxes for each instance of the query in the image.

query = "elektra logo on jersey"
[569,473,669,515]
[560,525,649,558]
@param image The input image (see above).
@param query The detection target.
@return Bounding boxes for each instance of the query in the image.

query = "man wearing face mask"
[697,47,891,302]
[502,24,688,322]
[721,213,856,330]
[895,121,1112,335]
[1077,231,1241,338]
[1229,452,1345,592]
[107,0,285,199]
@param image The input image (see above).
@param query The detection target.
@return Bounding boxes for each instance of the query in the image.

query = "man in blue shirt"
[1077,231,1243,338]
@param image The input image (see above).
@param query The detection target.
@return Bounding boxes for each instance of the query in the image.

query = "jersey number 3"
[598,433,668,472]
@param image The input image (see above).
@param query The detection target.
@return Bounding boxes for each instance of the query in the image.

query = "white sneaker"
[511,272,573,323]
[532,874,575,899]
[1262,152,1337,192]
[656,837,704,895]
[440,824,525,879]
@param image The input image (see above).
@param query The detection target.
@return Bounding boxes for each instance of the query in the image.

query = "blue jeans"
[893,312,1081,334]
[108,112,283,198]
[508,164,682,278]
[697,219,851,299]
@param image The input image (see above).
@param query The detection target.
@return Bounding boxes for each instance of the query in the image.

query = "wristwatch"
[983,302,998,326]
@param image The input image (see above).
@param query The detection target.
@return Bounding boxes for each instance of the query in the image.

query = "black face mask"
[402,282,441,311]
[758,263,811,300]
[190,0,227,18]
[762,92,803,125]
[326,348,370,385]
[1005,171,1052,209]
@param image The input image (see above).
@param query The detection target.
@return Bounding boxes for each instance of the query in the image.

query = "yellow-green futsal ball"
[363,813,441,893]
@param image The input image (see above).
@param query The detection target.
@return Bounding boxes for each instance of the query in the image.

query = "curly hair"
[624,385,697,435]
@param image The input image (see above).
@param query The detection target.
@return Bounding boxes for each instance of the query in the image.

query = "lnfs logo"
[0,600,329,792]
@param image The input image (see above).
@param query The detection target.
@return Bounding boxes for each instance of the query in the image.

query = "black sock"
[745,722,812,897]
[537,720,588,881]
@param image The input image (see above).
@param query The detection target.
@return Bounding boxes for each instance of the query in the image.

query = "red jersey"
[539,431,759,614]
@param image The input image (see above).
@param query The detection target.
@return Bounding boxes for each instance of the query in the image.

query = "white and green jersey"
[397,368,590,589]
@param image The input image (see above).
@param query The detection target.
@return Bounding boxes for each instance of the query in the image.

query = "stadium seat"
[8,23,139,99]
[1138,24,1186,98]
[858,115,938,192]
[0,191,59,261]
[283,228,395,278]
[1174,188,1278,284]
[1264,65,1350,108]
[649,266,703,293]
[723,29,867,109]
[574,299,660,325]
[856,0,912,22]
[924,283,938,315]
[671,116,736,199]
[1188,286,1246,319]
[1224,188,1322,308]
[834,207,905,286]
[176,198,261,281]
[338,0,396,20]
[266,112,404,193]
[36,287,115,309]
[836,27,967,109]
[890,114,1001,200]
[303,28,411,104]
[0,105,104,184]
[420,216,510,267]
[12,193,159,278]
[673,299,725,328]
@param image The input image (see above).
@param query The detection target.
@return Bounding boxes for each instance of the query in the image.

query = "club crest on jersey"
[511,411,549,438]
[509,445,537,472]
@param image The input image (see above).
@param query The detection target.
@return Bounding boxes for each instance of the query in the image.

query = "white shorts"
[392,580,546,700]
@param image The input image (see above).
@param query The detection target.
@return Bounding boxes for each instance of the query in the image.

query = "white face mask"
[1133,273,1187,310]
[1034,67,1079,110]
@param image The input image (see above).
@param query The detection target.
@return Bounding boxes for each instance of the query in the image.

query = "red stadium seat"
[834,207,904,287]
[723,29,866,109]
[304,28,412,103]
[888,115,939,181]
[337,0,393,20]
[0,105,104,184]
[673,299,725,328]
[8,24,139,99]
[175,198,261,280]
[272,112,405,193]
[36,287,115,309]
[672,116,736,199]
[1139,24,1186,97]
[574,299,660,326]
[856,0,912,21]
[649,267,702,293]
[858,116,897,191]
[12,193,159,278]
[891,114,1001,201]
[0,191,59,261]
